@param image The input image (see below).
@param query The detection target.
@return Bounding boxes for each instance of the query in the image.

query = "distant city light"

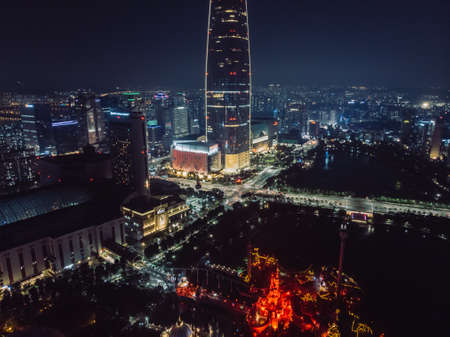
[25,104,34,108]
[122,92,141,96]
[421,102,430,109]
[154,92,169,100]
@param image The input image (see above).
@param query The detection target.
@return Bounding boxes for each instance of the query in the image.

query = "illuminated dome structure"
[161,318,193,337]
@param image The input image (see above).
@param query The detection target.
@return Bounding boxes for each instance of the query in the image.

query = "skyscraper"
[284,100,307,136]
[76,93,105,147]
[21,104,55,155]
[0,106,37,193]
[430,117,443,160]
[205,0,252,172]
[107,93,149,194]
[172,92,190,138]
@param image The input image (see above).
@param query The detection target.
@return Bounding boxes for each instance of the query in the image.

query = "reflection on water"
[313,150,397,196]
[323,150,335,170]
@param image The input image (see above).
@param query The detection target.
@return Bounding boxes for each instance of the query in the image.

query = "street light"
[336,220,349,321]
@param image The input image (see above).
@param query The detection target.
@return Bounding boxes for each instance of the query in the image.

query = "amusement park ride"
[176,226,378,337]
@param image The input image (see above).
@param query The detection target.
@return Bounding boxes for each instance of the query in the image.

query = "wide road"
[279,192,450,218]
[161,175,450,218]
[245,167,282,189]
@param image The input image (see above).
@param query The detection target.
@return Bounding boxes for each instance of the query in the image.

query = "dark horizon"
[1,0,449,92]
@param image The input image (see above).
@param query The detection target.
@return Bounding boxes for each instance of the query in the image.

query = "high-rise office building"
[284,100,307,136]
[172,92,190,138]
[0,106,38,193]
[107,93,149,194]
[0,106,23,152]
[52,118,80,155]
[152,92,170,134]
[22,103,81,156]
[76,93,105,147]
[108,112,133,187]
[400,108,417,149]
[205,0,252,172]
[21,104,54,155]
[430,117,443,160]
[21,105,40,154]
[186,90,204,136]
[0,149,38,193]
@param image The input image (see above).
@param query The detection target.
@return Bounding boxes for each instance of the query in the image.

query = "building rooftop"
[0,185,91,226]
[40,151,110,165]
[122,194,184,214]
[252,123,268,137]
[0,192,125,252]
[0,182,129,252]
[172,140,219,155]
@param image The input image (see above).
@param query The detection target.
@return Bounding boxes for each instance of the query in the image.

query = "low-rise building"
[121,194,190,242]
[0,194,125,288]
[171,140,221,174]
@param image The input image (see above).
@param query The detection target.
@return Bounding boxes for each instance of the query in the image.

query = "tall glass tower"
[205,0,252,172]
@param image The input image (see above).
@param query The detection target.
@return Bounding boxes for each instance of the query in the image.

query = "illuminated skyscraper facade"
[430,117,443,160]
[172,92,190,138]
[76,93,105,147]
[107,93,149,194]
[205,0,252,172]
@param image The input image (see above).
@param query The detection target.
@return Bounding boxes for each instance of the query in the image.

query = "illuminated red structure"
[172,148,209,174]
[176,277,198,298]
[247,268,293,335]
[176,247,375,337]
[171,140,221,174]
[244,248,365,336]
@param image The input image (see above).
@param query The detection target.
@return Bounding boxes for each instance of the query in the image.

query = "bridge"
[139,262,249,293]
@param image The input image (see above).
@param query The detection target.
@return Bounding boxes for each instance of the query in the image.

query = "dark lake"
[251,211,450,337]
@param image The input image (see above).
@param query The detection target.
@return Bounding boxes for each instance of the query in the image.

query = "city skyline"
[0,0,449,91]
[0,2,449,337]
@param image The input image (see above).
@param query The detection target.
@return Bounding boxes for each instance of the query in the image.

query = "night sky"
[1,0,449,91]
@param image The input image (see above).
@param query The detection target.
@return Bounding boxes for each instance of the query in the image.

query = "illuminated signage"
[52,120,78,127]
[110,112,130,117]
